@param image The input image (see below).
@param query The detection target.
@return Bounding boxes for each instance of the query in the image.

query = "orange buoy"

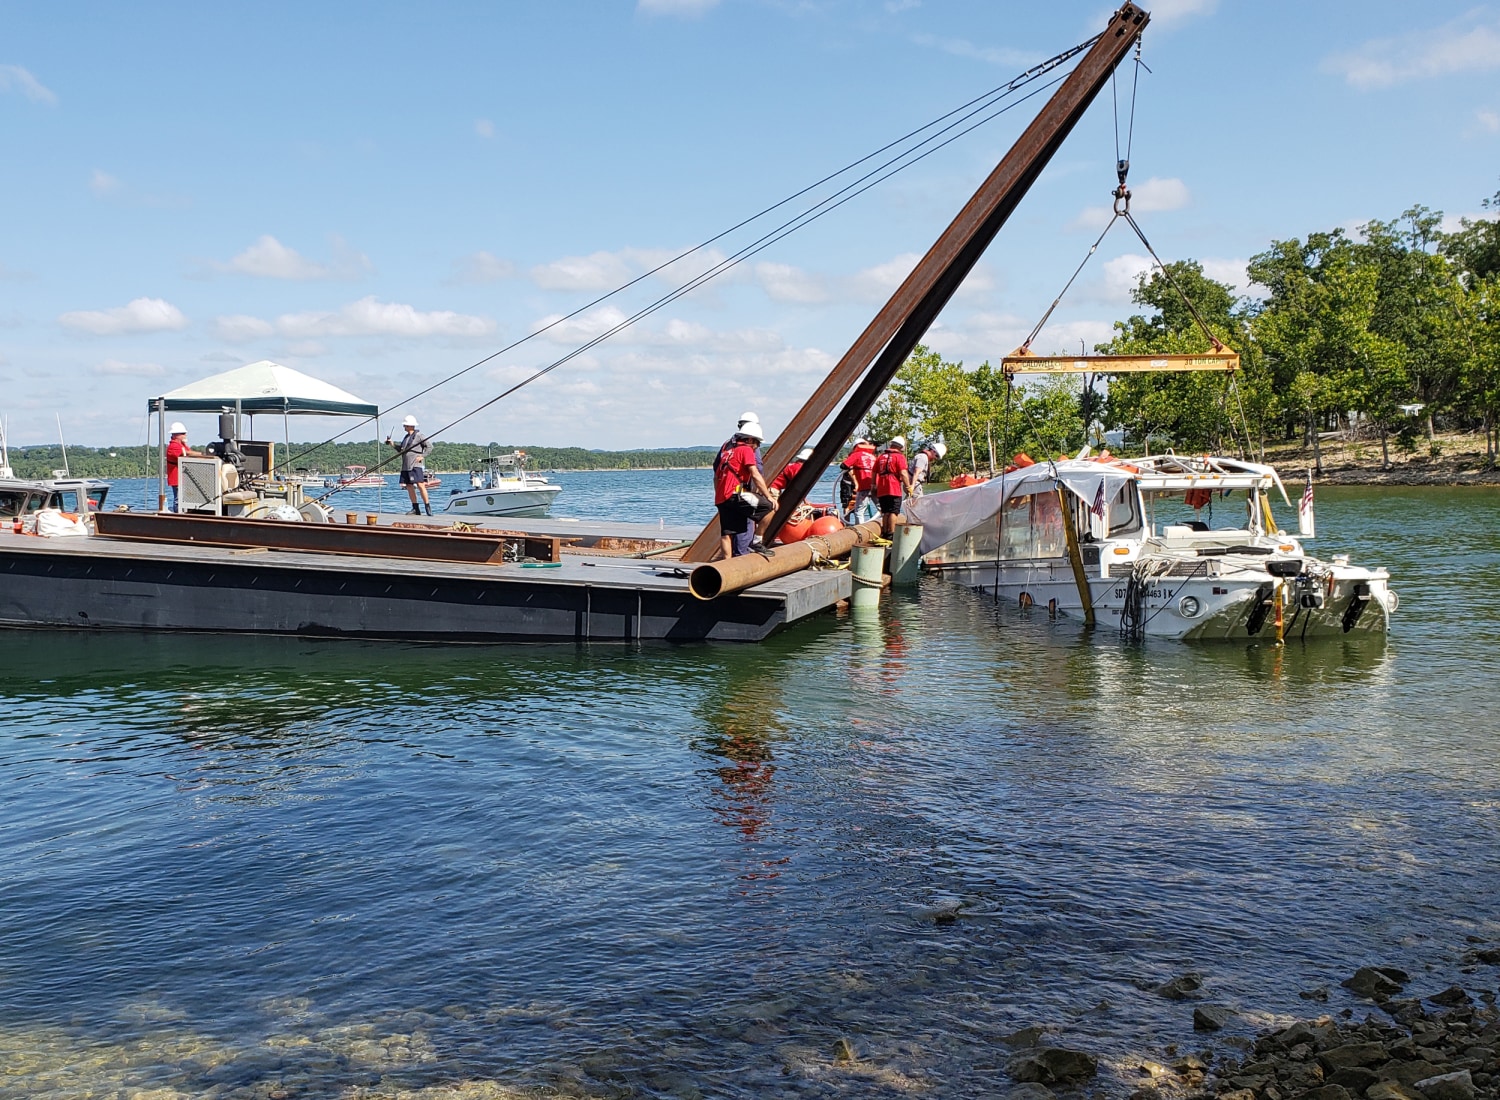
[1013,452,1035,468]
[807,515,844,538]
[777,517,814,544]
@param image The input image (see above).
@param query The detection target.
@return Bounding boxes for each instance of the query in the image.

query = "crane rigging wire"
[281,35,1101,487]
[306,65,1080,505]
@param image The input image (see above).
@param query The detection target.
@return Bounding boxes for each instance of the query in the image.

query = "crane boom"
[683,3,1153,561]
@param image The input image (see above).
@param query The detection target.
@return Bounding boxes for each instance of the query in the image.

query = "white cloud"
[754,262,829,304]
[59,297,189,336]
[1200,257,1252,295]
[528,245,732,293]
[851,252,921,301]
[636,0,718,15]
[530,250,637,291]
[275,297,494,339]
[1478,109,1500,134]
[911,34,1036,68]
[0,64,56,105]
[1070,176,1191,229]
[1324,12,1500,90]
[213,234,371,280]
[449,250,516,284]
[219,236,327,279]
[90,170,120,197]
[475,118,495,139]
[92,358,167,378]
[213,314,277,342]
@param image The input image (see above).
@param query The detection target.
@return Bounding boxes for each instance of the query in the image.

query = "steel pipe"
[689,521,882,600]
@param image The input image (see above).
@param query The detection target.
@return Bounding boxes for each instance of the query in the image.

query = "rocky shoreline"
[999,951,1500,1100]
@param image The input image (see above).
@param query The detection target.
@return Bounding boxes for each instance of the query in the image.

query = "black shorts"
[400,468,427,486]
[750,496,774,522]
[717,497,754,534]
[878,494,903,515]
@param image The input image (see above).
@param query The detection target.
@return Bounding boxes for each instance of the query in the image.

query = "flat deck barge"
[0,512,850,643]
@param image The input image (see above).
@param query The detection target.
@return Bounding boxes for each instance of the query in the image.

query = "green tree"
[1099,260,1252,453]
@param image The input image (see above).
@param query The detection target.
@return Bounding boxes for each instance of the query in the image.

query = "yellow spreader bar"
[1001,347,1239,374]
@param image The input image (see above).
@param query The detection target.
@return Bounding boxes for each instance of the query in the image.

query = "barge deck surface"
[0,517,850,642]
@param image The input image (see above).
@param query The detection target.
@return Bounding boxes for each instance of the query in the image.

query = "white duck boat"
[909,452,1396,641]
[442,451,561,518]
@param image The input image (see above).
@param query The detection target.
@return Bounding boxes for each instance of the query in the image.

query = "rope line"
[304,64,1082,503]
[280,36,1100,484]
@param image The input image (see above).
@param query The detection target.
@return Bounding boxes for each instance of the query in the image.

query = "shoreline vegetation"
[8,436,1500,486]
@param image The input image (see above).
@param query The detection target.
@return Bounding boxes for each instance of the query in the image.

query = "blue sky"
[2,0,1497,449]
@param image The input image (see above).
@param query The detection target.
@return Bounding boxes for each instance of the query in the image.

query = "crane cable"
[282,37,1101,491]
[1014,34,1227,367]
[309,68,1083,505]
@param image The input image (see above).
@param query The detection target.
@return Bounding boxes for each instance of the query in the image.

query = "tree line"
[865,186,1500,473]
[5,441,720,480]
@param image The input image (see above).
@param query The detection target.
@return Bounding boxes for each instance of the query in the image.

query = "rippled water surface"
[3,478,1499,1099]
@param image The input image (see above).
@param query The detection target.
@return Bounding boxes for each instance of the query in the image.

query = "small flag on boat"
[1298,474,1316,538]
[1090,480,1107,517]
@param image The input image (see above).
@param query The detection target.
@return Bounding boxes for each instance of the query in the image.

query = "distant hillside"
[5,441,720,479]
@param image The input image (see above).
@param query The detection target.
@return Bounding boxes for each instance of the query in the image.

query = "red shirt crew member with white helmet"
[714,420,774,558]
[164,422,205,513]
[873,436,914,538]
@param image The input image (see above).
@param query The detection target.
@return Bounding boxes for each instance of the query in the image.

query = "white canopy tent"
[146,361,380,507]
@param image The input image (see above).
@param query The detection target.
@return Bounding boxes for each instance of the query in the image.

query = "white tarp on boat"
[906,459,1137,555]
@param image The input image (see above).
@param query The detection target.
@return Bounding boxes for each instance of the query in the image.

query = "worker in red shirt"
[873,436,914,538]
[164,421,205,513]
[769,446,814,493]
[714,421,774,558]
[839,439,877,521]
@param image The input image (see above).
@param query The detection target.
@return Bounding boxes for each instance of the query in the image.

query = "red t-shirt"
[769,460,803,492]
[841,446,876,491]
[714,442,760,505]
[874,450,908,497]
[166,438,188,487]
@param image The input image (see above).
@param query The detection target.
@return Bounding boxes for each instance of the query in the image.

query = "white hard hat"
[402,415,418,428]
[795,447,814,462]
[169,422,187,435]
[933,441,948,459]
[738,410,760,426]
[889,435,906,449]
[737,421,764,442]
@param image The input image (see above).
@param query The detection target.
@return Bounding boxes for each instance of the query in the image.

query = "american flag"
[1298,475,1316,538]
[1090,480,1107,517]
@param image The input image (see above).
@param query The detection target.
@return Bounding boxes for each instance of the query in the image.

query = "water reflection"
[1,488,1499,1099]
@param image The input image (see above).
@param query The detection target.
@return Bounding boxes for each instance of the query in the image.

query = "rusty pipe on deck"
[689,520,883,601]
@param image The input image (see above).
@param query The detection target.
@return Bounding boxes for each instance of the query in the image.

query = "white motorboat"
[909,453,1396,641]
[323,464,386,489]
[0,422,111,519]
[442,451,561,518]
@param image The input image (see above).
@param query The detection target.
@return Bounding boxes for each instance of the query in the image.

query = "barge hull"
[0,537,850,644]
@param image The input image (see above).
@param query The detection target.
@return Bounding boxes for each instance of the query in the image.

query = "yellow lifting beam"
[1001,346,1239,375]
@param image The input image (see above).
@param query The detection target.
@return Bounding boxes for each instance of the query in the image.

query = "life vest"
[874,450,906,497]
[1184,487,1213,509]
[841,444,876,490]
[714,441,756,505]
[770,459,803,492]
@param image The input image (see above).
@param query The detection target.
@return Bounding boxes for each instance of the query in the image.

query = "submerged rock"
[1155,973,1205,1001]
[1344,966,1411,1000]
[1008,1046,1098,1084]
[1194,1005,1235,1032]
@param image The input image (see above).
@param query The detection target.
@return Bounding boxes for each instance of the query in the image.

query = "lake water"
[3,475,1499,1099]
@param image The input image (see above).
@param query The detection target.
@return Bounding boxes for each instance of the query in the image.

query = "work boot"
[410,504,422,515]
